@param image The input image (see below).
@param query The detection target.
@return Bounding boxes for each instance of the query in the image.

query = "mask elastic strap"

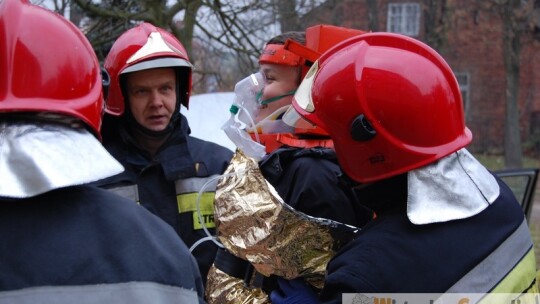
[259,89,297,105]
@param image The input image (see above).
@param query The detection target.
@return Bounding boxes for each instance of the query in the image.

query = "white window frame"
[454,72,471,118]
[387,3,421,37]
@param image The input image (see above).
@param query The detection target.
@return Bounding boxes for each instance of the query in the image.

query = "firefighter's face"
[125,68,177,132]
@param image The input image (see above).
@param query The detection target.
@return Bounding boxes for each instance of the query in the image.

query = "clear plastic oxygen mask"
[221,72,266,160]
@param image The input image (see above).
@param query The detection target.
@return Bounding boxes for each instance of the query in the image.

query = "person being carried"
[206,25,374,303]
[94,22,233,286]
[0,1,205,303]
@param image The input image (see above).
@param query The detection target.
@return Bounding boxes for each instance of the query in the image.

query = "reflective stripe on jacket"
[0,186,204,303]
[448,219,538,303]
[175,175,221,230]
[0,282,198,304]
[106,175,221,230]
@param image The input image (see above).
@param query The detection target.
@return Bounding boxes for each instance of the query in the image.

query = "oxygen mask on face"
[221,72,267,160]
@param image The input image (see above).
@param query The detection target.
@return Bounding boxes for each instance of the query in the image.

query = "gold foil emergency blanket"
[214,149,358,288]
[205,265,270,304]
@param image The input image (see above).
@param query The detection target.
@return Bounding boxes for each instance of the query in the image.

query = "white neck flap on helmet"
[0,121,124,198]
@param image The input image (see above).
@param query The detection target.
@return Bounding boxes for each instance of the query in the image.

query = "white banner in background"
[343,293,539,304]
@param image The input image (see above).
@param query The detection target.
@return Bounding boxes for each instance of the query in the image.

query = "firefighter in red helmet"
[282,32,538,303]
[93,22,233,287]
[0,1,204,302]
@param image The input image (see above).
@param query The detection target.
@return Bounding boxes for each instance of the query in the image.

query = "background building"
[302,0,540,157]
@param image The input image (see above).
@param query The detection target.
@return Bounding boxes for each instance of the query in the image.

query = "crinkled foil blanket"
[206,265,270,304]
[214,150,359,288]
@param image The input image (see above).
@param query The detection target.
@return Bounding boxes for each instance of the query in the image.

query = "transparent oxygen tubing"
[189,73,265,252]
[237,101,261,144]
[189,169,248,253]
[222,103,266,161]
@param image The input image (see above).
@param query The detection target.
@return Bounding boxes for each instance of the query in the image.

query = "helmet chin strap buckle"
[350,114,376,141]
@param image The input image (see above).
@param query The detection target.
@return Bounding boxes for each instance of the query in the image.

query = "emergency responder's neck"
[131,127,171,157]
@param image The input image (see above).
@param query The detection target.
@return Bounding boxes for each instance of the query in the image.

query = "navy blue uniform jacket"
[95,114,233,286]
[0,185,205,303]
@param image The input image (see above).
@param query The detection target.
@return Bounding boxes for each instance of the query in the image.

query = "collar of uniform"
[155,115,199,180]
[407,148,500,225]
[259,147,296,184]
[259,146,337,185]
[116,114,198,181]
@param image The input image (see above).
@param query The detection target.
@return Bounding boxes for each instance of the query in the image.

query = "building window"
[387,3,420,36]
[455,72,470,118]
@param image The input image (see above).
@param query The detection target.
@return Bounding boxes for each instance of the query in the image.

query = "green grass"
[473,153,540,171]
[473,153,540,271]
[531,222,540,271]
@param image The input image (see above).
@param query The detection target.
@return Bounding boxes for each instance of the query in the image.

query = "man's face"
[256,63,299,122]
[125,67,177,132]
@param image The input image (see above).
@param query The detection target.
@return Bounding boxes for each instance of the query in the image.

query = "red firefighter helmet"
[254,25,366,152]
[104,22,192,116]
[259,24,367,80]
[0,0,104,137]
[288,32,472,183]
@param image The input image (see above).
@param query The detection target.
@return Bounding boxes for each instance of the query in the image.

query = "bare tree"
[43,0,340,93]
[190,1,279,91]
[500,0,525,168]
[67,0,281,92]
[423,0,450,52]
[366,0,380,31]
[71,0,195,56]
[276,0,301,31]
[31,0,68,14]
[498,0,536,168]
[471,0,537,168]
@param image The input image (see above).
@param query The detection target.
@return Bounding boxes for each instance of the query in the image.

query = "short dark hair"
[265,31,306,46]
[263,31,306,85]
